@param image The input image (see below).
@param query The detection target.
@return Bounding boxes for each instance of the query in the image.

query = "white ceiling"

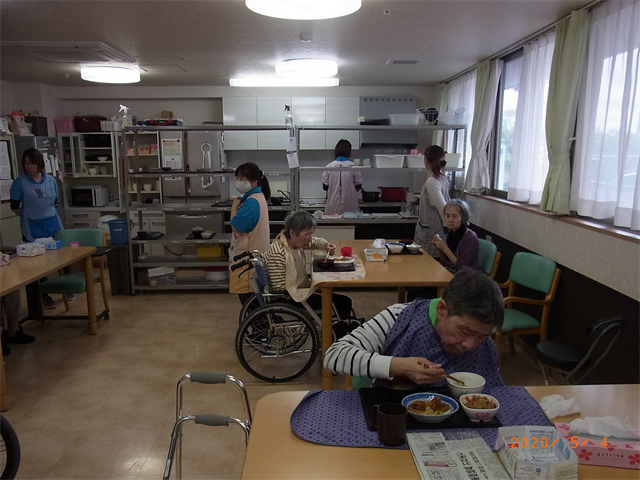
[1,0,591,88]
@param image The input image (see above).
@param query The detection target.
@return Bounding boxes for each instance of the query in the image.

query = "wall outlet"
[486,235,492,242]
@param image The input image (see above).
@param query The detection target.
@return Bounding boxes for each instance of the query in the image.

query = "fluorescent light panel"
[276,59,337,78]
[81,64,140,83]
[230,77,339,87]
[245,0,361,20]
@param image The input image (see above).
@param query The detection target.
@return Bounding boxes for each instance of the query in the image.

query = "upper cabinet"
[222,97,258,150]
[222,96,360,151]
[325,97,360,150]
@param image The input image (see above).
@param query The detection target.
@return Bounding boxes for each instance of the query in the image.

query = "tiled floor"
[2,284,546,479]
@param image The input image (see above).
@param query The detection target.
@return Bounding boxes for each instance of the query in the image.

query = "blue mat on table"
[290,386,551,450]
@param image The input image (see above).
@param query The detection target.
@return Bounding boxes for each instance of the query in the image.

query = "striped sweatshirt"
[263,234,330,292]
[323,303,408,379]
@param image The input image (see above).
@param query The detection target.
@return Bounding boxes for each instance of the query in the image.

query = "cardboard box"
[496,426,578,480]
[0,253,10,266]
[126,148,135,155]
[138,147,151,155]
[17,243,46,257]
[554,422,640,470]
[161,111,173,119]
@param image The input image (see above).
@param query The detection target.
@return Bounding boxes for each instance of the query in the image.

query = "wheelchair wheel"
[238,293,262,325]
[235,304,319,383]
[1,416,21,480]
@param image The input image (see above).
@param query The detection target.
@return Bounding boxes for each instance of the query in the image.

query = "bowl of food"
[459,394,499,422]
[315,258,334,270]
[405,243,421,253]
[446,372,485,400]
[97,156,109,162]
[386,243,404,254]
[402,393,458,423]
[332,256,354,269]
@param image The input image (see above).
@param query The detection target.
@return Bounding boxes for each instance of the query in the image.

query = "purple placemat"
[290,386,552,450]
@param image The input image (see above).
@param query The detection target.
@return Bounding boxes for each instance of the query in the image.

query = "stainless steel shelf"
[133,255,228,267]
[131,233,231,244]
[135,278,230,291]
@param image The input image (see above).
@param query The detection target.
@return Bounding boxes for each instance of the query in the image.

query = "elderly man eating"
[323,267,504,387]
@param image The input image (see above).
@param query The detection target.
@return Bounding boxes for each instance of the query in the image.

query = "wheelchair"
[231,250,360,383]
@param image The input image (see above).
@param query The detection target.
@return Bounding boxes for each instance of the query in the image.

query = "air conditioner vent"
[9,42,136,64]
[386,59,419,65]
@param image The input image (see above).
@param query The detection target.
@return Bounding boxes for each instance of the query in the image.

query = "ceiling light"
[276,59,337,78]
[230,77,339,87]
[80,64,140,84]
[245,0,361,20]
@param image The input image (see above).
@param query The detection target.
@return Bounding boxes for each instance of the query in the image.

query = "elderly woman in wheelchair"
[233,211,360,383]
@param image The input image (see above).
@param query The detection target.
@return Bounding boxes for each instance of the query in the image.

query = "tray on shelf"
[359,386,501,431]
[186,232,216,240]
[133,232,164,241]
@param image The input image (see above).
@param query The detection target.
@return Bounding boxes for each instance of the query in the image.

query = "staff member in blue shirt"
[10,148,66,310]
[229,162,271,304]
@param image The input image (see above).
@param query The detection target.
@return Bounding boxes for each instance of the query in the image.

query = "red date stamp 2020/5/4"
[509,436,609,449]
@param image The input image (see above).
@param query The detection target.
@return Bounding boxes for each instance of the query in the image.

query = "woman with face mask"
[229,162,271,303]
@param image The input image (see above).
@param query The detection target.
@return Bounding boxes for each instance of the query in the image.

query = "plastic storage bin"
[100,120,122,132]
[405,155,424,168]
[388,114,421,125]
[148,267,176,286]
[196,246,224,258]
[108,219,131,245]
[374,155,404,168]
[54,118,75,133]
[203,266,229,282]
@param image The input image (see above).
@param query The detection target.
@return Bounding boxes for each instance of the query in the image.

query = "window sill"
[467,193,640,245]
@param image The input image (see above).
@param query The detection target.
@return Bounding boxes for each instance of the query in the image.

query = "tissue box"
[34,238,62,250]
[0,253,10,266]
[364,248,388,262]
[17,243,46,257]
[496,426,578,480]
[554,422,640,470]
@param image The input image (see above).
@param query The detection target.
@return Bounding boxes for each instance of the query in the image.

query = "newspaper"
[407,432,511,480]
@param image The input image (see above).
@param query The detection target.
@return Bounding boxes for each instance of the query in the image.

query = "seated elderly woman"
[408,199,479,301]
[263,210,353,321]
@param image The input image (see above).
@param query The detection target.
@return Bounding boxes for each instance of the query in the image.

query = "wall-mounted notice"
[162,138,183,170]
[0,142,12,180]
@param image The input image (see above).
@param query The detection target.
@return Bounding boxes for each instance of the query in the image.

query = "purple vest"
[383,299,504,388]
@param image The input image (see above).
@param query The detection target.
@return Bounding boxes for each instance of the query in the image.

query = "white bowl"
[446,372,485,399]
[387,243,404,254]
[97,156,108,161]
[401,392,458,424]
[405,243,421,252]
[459,393,499,423]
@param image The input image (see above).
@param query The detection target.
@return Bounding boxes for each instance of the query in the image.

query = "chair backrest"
[587,315,627,338]
[57,229,104,247]
[477,239,499,277]
[508,252,557,293]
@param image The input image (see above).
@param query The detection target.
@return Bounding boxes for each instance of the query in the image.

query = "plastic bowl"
[401,393,458,424]
[97,156,108,161]
[459,394,500,423]
[446,372,485,400]
[315,258,334,270]
[405,243,421,252]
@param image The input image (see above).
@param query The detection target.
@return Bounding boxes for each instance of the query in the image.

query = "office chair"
[493,252,561,357]
[535,315,627,385]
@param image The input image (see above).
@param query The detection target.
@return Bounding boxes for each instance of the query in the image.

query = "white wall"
[467,195,640,302]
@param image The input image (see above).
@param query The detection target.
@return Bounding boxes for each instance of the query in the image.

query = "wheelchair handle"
[231,259,251,272]
[233,251,252,262]
[189,371,227,384]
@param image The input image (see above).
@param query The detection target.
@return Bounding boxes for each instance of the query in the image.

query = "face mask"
[236,180,252,194]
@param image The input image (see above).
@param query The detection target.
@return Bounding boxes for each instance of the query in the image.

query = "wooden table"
[0,246,97,411]
[315,240,453,389]
[241,385,640,480]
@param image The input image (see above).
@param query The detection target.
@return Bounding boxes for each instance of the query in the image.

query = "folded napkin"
[539,394,581,418]
[568,416,640,440]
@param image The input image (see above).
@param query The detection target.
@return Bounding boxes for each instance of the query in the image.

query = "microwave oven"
[70,185,109,207]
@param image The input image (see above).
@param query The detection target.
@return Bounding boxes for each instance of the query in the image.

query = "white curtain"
[443,70,477,167]
[508,32,556,204]
[465,59,503,192]
[570,0,640,230]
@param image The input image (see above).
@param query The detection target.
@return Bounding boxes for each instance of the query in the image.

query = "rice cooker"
[97,215,119,238]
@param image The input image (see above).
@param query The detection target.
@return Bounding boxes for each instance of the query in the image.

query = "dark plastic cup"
[376,403,407,446]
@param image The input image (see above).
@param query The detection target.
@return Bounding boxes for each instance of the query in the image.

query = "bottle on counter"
[284,105,293,127]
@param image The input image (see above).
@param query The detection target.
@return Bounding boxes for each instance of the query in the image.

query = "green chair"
[477,238,501,279]
[39,229,110,317]
[493,252,561,358]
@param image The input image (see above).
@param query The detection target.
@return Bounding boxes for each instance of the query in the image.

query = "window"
[494,33,555,203]
[570,0,640,230]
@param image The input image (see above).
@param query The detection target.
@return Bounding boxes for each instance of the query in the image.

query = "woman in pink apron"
[229,163,271,304]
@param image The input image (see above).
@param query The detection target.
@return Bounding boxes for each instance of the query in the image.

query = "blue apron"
[16,173,63,242]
